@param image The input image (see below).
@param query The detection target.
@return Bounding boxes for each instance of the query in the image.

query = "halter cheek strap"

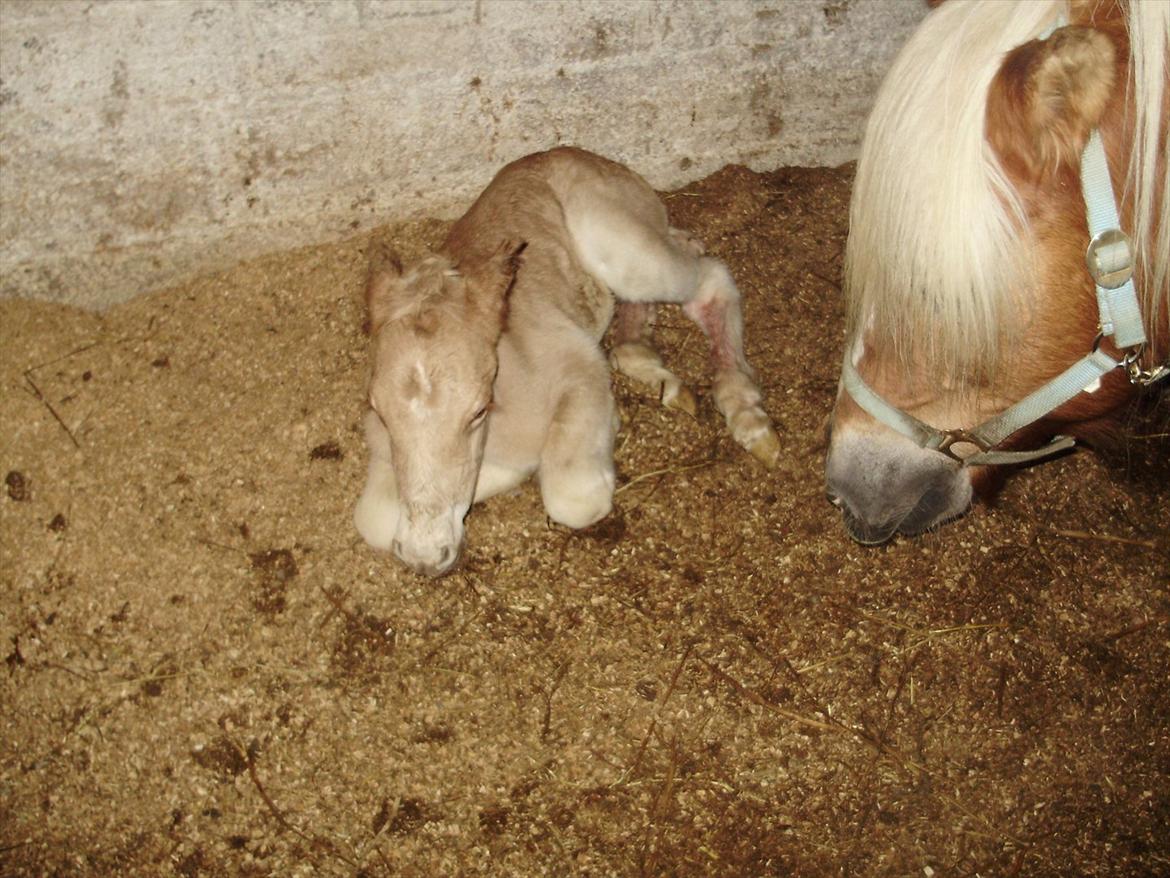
[1082,129,1168,386]
[1082,130,1145,348]
[841,95,1161,467]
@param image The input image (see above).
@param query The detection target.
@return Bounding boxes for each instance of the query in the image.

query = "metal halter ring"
[1085,228,1134,289]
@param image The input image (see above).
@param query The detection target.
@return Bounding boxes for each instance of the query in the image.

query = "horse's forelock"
[380,272,503,352]
[846,0,1066,383]
[408,307,442,338]
[371,257,459,331]
[850,0,1169,379]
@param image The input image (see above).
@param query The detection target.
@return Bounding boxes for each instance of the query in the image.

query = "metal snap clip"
[1122,345,1170,386]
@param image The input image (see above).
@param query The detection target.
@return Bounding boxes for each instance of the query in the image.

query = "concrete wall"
[0,0,926,310]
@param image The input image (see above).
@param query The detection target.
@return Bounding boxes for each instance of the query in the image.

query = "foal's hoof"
[726,402,782,469]
[543,465,616,530]
[663,381,698,417]
[746,425,782,469]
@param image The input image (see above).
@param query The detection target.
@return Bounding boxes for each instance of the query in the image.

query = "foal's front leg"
[539,354,617,529]
[684,258,781,468]
[354,409,403,551]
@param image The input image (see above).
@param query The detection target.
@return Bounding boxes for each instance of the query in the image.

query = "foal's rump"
[446,148,699,316]
[545,149,703,305]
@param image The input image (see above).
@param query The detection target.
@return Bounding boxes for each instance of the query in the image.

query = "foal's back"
[447,147,664,257]
[444,148,671,335]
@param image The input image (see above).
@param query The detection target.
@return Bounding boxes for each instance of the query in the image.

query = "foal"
[355,147,779,576]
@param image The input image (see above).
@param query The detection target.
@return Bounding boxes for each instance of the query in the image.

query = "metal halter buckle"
[1085,228,1134,289]
[936,428,992,462]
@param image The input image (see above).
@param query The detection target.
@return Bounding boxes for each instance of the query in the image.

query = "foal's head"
[826,0,1167,544]
[365,243,521,576]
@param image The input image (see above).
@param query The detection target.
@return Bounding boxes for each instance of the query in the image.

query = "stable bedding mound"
[2,164,1167,877]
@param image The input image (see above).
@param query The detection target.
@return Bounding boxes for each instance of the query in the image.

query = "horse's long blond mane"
[1128,0,1170,356]
[846,0,1169,378]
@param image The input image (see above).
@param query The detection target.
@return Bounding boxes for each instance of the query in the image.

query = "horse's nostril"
[392,539,403,557]
[438,546,452,566]
[840,505,899,546]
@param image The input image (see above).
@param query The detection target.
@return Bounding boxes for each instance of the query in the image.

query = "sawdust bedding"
[2,164,1167,877]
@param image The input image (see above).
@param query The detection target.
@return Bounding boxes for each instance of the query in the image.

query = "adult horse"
[827,0,1168,544]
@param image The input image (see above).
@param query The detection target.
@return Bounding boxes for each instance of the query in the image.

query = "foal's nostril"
[392,539,403,557]
[438,545,452,566]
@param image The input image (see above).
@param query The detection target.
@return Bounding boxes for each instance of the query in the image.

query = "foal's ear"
[364,238,404,335]
[468,240,527,328]
[987,26,1116,181]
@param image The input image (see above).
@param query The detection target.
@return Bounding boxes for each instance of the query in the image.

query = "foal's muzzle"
[392,538,461,578]
[392,507,466,577]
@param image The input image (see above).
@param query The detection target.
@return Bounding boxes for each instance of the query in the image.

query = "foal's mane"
[380,256,464,333]
[846,0,1168,379]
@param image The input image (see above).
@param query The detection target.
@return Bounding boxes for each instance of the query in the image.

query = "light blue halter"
[842,24,1166,467]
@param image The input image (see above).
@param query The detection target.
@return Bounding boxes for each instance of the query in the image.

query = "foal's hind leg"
[571,208,780,467]
[353,410,403,551]
[610,303,698,415]
[607,227,707,416]
[683,258,780,467]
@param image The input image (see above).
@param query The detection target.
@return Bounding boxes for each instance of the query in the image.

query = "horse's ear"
[365,239,404,336]
[468,240,526,328]
[987,26,1116,181]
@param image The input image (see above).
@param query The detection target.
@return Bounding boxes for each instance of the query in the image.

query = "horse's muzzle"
[826,431,973,546]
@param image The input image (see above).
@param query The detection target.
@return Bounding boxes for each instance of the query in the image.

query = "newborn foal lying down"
[355,147,778,576]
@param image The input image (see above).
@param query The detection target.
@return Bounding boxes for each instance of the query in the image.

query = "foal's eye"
[368,395,389,427]
[469,404,490,428]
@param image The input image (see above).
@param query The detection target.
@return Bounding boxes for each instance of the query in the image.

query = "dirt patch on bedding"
[2,164,1167,877]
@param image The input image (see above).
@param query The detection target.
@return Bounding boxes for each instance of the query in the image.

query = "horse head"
[364,240,523,575]
[826,0,1168,544]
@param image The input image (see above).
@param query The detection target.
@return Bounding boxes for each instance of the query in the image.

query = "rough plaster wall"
[0,0,926,309]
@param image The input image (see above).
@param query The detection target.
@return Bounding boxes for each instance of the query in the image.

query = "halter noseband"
[842,26,1166,468]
